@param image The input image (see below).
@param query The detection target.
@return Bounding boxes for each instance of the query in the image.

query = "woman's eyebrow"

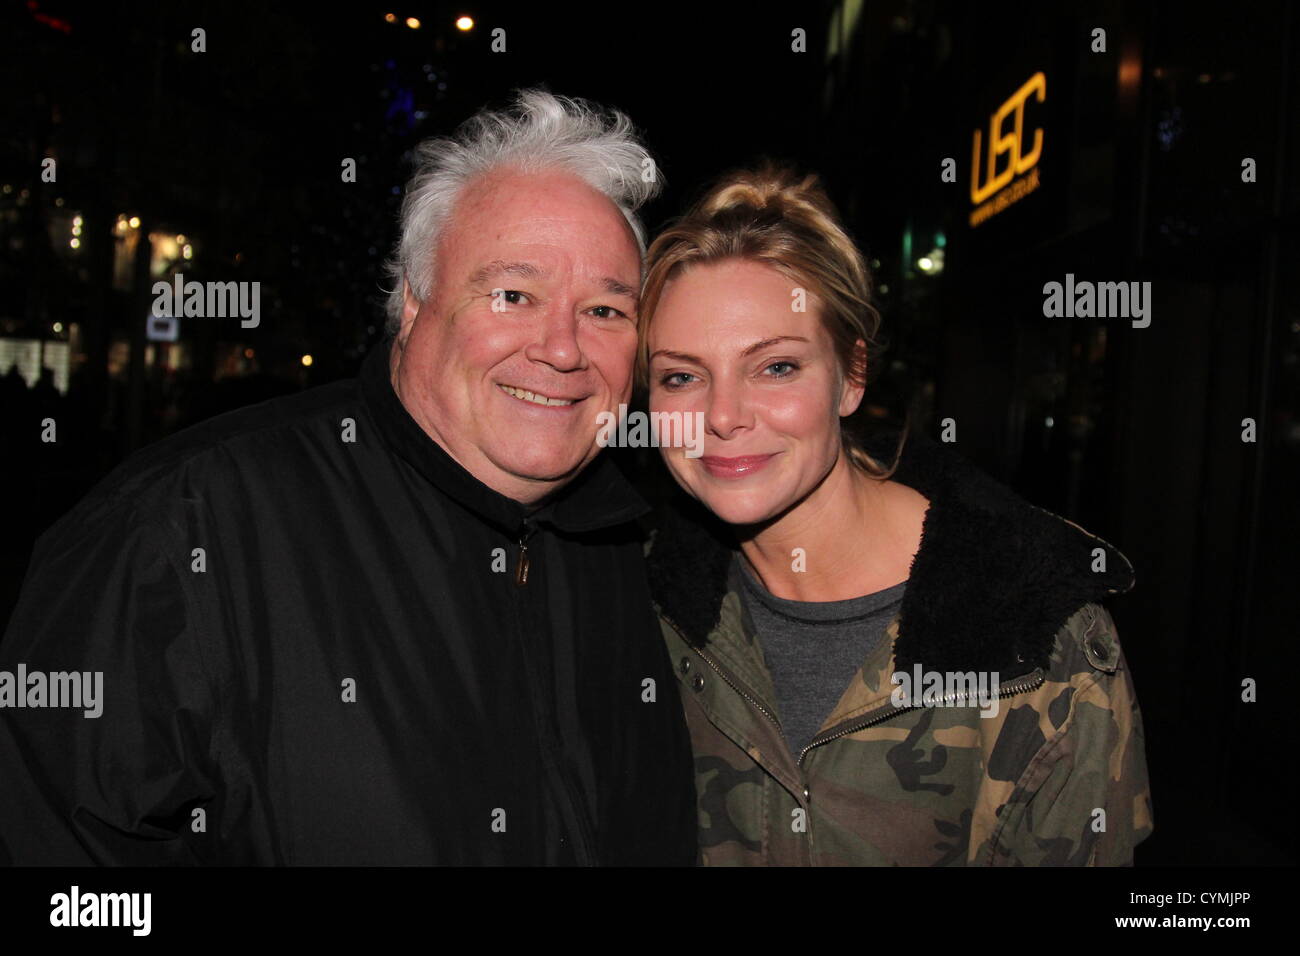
[649,349,701,364]
[650,336,812,365]
[740,336,810,356]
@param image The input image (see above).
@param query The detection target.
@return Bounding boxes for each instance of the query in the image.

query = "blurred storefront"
[820,0,1298,864]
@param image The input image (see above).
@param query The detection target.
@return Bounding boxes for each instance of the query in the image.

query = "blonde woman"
[640,164,1153,866]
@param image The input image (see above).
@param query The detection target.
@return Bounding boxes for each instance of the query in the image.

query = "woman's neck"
[737,454,922,603]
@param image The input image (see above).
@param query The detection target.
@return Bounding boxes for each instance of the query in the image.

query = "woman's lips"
[699,454,777,479]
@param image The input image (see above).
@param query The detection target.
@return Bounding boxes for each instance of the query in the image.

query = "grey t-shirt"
[736,555,906,757]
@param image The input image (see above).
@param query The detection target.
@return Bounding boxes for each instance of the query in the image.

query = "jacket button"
[679,657,691,676]
[802,787,810,802]
[693,675,705,692]
[1087,637,1108,662]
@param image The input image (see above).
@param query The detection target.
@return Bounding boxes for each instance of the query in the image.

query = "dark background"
[1,0,1296,865]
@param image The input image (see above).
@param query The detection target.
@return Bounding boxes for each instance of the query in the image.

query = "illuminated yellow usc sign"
[970,72,1045,226]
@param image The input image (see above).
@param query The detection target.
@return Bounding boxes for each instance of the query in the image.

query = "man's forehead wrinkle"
[443,179,641,299]
[462,243,637,295]
[465,258,635,295]
[468,259,547,285]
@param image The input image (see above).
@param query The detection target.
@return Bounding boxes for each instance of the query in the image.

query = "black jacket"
[0,342,697,865]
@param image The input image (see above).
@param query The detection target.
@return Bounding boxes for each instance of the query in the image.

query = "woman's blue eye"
[660,372,695,389]
[766,361,798,377]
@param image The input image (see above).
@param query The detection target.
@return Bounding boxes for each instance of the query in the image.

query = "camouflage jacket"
[646,430,1154,865]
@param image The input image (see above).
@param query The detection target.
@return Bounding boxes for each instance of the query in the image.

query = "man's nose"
[525,303,585,372]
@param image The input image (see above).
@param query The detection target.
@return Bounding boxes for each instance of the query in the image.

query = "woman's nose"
[705,381,749,439]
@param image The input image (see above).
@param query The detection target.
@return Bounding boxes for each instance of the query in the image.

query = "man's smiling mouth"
[497,384,581,407]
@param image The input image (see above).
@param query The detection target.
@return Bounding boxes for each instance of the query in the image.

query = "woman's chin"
[688,487,786,528]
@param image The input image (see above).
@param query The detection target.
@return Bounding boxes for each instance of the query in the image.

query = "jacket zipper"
[516,519,535,586]
[554,756,598,866]
[512,517,596,863]
[796,668,1046,765]
[661,613,781,728]
[663,611,1045,766]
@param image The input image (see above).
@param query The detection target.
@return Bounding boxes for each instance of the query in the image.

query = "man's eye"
[589,305,629,320]
[491,289,528,307]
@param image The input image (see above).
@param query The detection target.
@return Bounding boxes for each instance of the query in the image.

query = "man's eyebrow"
[468,262,636,300]
[649,336,811,365]
[468,260,546,286]
[601,276,638,300]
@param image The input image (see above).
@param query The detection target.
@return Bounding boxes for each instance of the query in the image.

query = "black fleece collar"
[646,428,1135,679]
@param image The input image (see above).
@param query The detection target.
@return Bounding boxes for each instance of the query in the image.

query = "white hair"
[382,88,662,334]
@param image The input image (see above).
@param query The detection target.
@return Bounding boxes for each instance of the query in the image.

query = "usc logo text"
[970,72,1046,220]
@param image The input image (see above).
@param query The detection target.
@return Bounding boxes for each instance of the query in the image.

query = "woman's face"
[647,257,864,526]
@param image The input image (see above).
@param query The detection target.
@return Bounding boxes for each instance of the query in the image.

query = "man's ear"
[397,279,422,348]
[838,338,868,417]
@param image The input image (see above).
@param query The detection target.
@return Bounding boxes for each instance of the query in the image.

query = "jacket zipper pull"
[515,521,534,586]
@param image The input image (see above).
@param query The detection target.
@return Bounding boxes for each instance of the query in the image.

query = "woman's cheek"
[758,380,829,436]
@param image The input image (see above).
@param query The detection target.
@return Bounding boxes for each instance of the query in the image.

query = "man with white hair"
[0,90,697,865]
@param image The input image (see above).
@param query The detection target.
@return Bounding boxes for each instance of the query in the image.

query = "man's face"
[392,168,642,505]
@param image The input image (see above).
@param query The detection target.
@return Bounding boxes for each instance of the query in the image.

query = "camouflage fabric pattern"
[661,589,1153,866]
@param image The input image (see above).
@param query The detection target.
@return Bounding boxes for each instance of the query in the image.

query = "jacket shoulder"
[1046,601,1127,681]
[34,378,362,554]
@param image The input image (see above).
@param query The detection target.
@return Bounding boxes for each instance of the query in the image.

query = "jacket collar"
[647,427,1135,679]
[359,339,650,537]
